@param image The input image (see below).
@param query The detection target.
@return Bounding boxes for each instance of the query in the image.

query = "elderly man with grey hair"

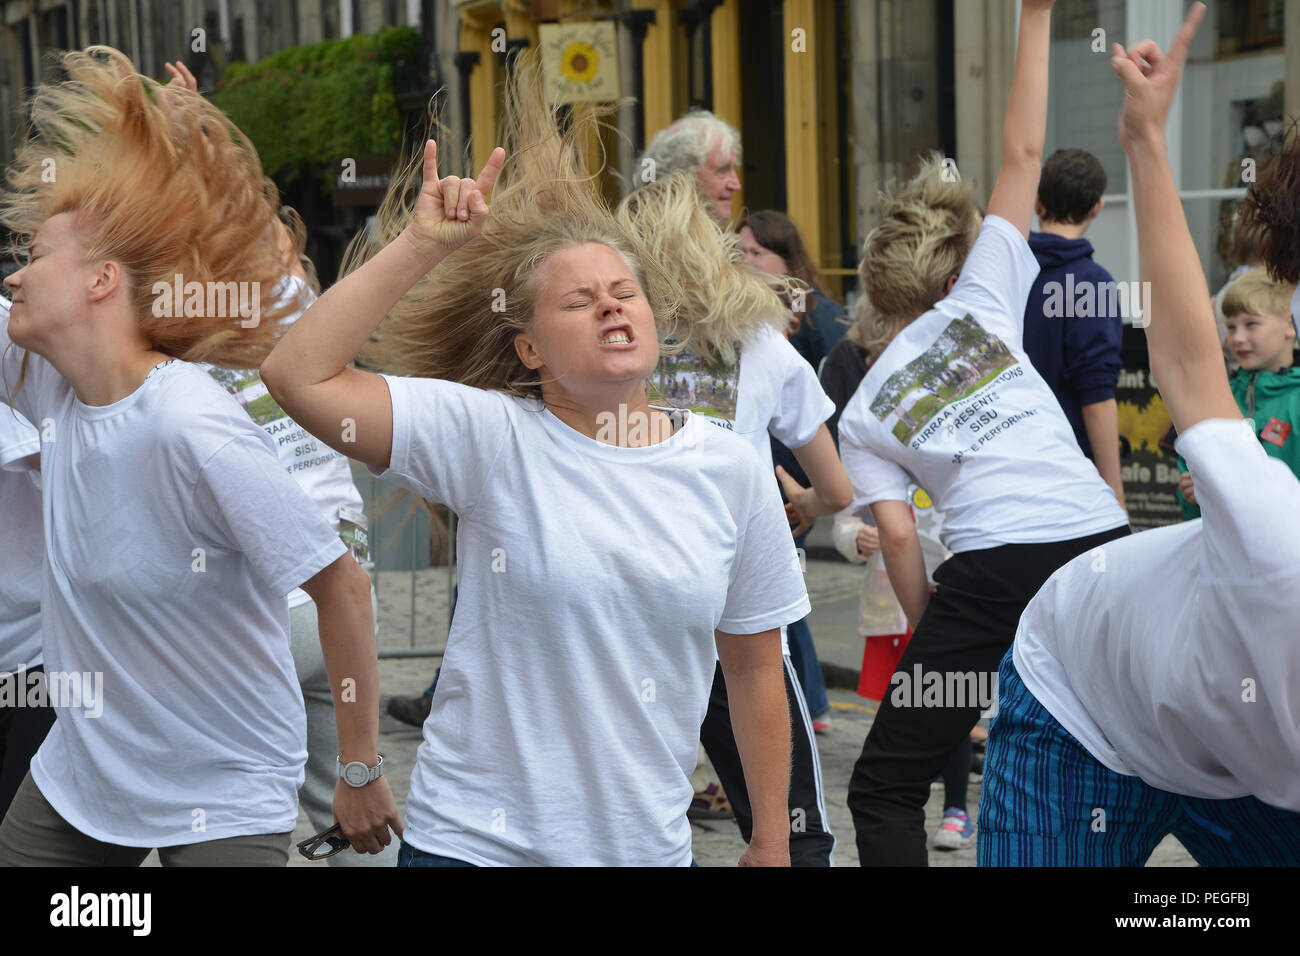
[639,110,742,223]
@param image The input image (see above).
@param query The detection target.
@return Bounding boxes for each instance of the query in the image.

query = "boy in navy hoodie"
[1022,149,1126,509]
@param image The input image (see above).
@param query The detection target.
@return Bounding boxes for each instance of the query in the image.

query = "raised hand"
[163,61,198,92]
[156,61,202,139]
[405,141,506,260]
[1111,2,1205,147]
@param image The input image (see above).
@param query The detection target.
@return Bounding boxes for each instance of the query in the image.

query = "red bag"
[858,628,913,702]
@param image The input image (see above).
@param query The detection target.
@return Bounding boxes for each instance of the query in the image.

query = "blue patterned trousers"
[978,649,1300,866]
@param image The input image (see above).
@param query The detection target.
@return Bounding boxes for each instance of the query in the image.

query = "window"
[322,0,339,40]
[1216,0,1284,56]
[1183,2,1284,290]
[1044,0,1127,195]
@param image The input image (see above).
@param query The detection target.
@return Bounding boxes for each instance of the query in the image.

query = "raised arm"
[1110,3,1238,433]
[985,0,1054,237]
[260,142,505,470]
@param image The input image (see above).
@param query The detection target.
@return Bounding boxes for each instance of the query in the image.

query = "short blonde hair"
[1221,267,1296,323]
[857,152,982,356]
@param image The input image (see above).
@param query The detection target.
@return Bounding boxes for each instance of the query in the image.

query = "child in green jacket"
[1178,268,1300,517]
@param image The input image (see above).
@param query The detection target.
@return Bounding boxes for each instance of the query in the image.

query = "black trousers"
[0,667,57,823]
[847,524,1131,866]
[700,656,835,866]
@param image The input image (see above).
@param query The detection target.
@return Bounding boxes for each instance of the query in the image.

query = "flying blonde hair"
[1,47,298,370]
[355,52,666,399]
[857,152,982,357]
[615,171,789,367]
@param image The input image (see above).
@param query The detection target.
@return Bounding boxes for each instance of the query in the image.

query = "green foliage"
[212,27,422,187]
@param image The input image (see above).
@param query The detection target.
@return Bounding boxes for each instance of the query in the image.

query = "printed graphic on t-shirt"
[1261,417,1292,448]
[208,367,282,426]
[337,505,370,564]
[648,348,740,429]
[868,314,1021,448]
[206,366,342,474]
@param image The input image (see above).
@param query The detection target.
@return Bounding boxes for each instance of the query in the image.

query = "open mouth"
[598,324,635,347]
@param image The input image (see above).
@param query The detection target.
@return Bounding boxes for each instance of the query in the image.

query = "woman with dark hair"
[738,210,848,369]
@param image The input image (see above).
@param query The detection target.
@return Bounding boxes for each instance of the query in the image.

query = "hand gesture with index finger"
[1111,2,1205,147]
[405,141,506,260]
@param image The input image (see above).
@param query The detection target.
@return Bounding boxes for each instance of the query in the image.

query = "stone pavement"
[687,685,1192,866]
[145,554,1193,867]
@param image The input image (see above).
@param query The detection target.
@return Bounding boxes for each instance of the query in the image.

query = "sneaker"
[386,693,432,728]
[812,712,831,735]
[934,808,975,850]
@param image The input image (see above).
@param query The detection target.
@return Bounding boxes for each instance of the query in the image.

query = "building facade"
[3,1,1295,299]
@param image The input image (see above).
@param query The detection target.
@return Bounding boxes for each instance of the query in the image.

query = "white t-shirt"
[0,389,43,673]
[205,278,368,608]
[373,374,811,866]
[1014,417,1300,812]
[665,323,837,465]
[0,312,346,846]
[837,215,1127,553]
[652,323,835,651]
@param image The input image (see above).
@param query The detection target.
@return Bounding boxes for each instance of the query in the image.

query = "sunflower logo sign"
[539,21,620,104]
[560,41,599,84]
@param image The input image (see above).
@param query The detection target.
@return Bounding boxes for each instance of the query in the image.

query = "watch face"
[344,762,369,787]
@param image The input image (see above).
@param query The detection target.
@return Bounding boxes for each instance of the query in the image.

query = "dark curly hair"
[1241,120,1300,284]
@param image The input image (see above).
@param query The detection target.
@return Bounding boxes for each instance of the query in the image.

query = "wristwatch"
[337,754,384,788]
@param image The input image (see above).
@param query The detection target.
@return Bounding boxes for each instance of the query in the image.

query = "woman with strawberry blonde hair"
[0,48,395,866]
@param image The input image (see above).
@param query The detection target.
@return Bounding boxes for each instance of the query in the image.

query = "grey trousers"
[289,589,399,867]
[0,773,290,866]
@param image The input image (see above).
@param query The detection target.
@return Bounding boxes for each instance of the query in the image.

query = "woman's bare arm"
[985,0,1054,238]
[1110,4,1239,433]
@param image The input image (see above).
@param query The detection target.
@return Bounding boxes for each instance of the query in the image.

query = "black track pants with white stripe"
[700,655,835,866]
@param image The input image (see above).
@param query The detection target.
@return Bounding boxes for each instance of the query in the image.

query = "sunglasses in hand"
[296,822,350,861]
